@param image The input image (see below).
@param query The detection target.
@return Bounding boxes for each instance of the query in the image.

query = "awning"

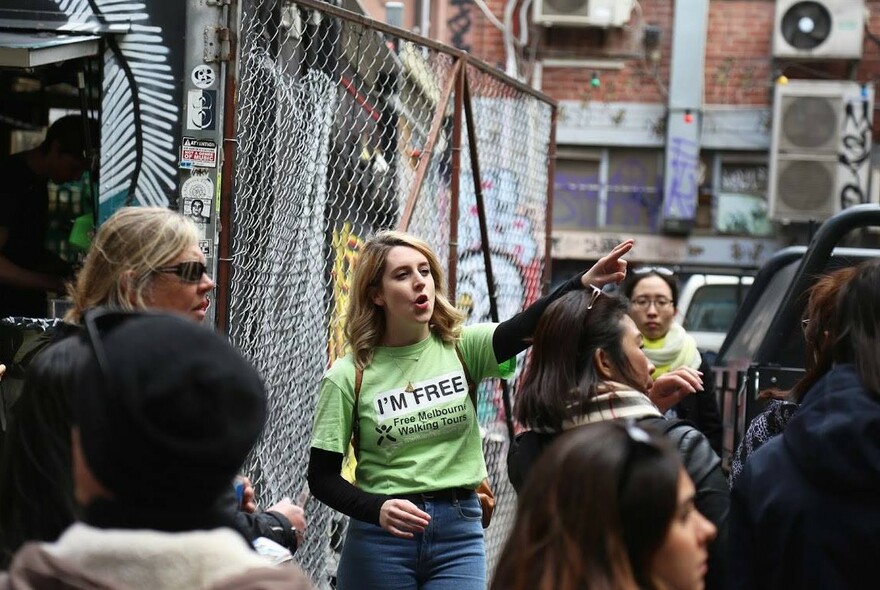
[0,31,100,68]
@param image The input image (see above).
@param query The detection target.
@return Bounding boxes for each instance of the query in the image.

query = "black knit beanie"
[73,310,267,509]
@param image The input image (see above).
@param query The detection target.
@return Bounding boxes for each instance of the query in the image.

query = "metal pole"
[543,104,557,295]
[399,59,462,231]
[462,67,515,441]
[448,59,464,301]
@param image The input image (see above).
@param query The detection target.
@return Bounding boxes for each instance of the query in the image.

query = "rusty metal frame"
[399,58,462,232]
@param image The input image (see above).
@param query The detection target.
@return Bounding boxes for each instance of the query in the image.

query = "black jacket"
[509,417,728,590]
[668,358,723,456]
[729,364,880,590]
[217,487,300,553]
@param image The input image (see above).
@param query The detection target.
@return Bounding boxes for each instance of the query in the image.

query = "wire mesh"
[228,1,554,586]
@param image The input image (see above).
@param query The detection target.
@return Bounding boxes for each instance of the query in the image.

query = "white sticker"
[186,89,216,131]
[182,176,214,224]
[191,65,216,89]
[198,239,212,258]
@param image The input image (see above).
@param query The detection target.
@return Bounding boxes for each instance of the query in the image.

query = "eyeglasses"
[587,284,604,310]
[632,266,674,277]
[630,297,673,310]
[155,261,208,283]
[617,419,663,495]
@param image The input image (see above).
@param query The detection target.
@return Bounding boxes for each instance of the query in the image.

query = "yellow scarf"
[643,322,701,379]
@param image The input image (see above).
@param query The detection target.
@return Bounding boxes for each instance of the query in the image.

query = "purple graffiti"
[664,136,698,220]
[553,161,663,230]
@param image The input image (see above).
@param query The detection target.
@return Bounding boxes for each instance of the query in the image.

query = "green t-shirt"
[311,323,513,495]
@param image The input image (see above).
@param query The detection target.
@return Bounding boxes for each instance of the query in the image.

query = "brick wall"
[456,0,880,117]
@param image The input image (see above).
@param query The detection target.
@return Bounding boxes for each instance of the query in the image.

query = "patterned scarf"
[531,382,662,433]
[643,322,701,378]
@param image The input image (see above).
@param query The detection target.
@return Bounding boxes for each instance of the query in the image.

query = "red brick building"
[362,0,880,273]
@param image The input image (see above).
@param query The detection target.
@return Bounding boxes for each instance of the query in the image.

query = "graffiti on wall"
[55,0,182,216]
[552,168,663,230]
[839,96,872,209]
[458,168,543,422]
[328,222,365,364]
[447,0,473,52]
[664,136,698,220]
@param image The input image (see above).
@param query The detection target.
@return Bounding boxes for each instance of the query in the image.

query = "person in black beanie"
[0,310,312,590]
[0,207,305,564]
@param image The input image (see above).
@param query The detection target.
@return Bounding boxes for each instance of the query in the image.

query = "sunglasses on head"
[83,309,158,392]
[156,261,208,283]
[632,266,674,277]
[587,284,605,310]
[617,419,663,494]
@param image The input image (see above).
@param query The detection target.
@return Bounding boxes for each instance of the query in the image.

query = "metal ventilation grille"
[780,1,832,49]
[544,0,590,15]
[780,96,838,151]
[777,159,836,211]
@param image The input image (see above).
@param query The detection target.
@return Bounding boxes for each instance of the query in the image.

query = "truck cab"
[713,204,880,469]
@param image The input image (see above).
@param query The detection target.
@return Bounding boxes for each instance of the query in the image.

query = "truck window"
[683,284,749,333]
[721,259,801,364]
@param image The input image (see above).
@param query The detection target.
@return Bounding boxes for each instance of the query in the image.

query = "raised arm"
[492,240,633,362]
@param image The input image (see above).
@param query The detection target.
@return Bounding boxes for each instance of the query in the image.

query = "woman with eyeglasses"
[493,421,716,590]
[307,231,633,590]
[730,259,880,590]
[0,207,304,565]
[508,290,728,590]
[621,267,722,455]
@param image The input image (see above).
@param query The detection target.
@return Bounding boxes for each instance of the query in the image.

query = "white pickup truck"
[676,274,754,355]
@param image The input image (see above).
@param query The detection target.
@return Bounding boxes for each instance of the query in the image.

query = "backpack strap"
[351,366,363,458]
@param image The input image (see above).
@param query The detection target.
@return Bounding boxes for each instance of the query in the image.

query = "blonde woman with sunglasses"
[65,207,213,324]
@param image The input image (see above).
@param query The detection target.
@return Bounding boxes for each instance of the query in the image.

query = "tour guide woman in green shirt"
[308,230,633,590]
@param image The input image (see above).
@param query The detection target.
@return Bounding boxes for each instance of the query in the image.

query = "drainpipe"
[660,0,709,233]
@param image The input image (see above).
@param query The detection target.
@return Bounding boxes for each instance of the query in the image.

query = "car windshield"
[683,284,750,333]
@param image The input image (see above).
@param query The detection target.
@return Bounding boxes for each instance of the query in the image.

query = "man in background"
[0,116,97,318]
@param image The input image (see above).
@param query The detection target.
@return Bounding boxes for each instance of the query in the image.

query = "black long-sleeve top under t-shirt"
[307,271,587,525]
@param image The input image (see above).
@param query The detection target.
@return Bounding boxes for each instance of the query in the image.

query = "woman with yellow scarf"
[623,267,722,455]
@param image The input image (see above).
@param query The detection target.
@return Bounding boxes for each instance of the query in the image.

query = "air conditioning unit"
[773,0,865,59]
[768,80,874,222]
[533,0,634,28]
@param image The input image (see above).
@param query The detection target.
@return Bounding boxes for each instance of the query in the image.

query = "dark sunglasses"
[632,266,674,277]
[156,261,208,283]
[617,420,663,494]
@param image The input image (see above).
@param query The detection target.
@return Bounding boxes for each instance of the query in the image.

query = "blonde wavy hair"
[346,230,465,369]
[64,207,199,324]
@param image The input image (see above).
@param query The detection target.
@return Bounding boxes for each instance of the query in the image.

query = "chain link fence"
[227,1,555,585]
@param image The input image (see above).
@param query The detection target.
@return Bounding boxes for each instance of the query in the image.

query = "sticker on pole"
[181,175,214,224]
[191,65,217,89]
[187,89,217,130]
[180,137,218,169]
[198,239,213,258]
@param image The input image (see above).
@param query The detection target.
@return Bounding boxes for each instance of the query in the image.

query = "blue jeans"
[337,493,486,590]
